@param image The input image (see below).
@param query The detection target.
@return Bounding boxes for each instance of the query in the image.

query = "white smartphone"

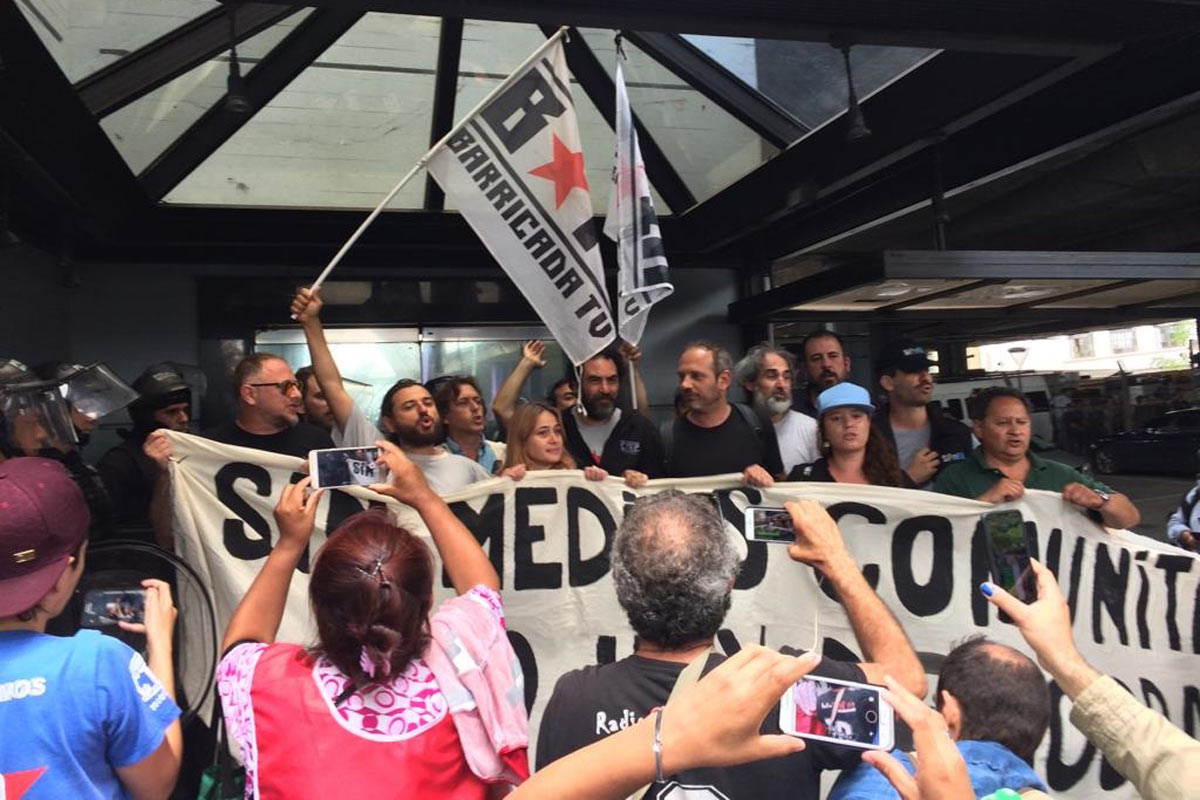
[308,446,382,489]
[743,506,794,544]
[779,674,895,751]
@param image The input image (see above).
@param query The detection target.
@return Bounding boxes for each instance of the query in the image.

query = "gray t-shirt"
[893,424,931,480]
[334,405,489,494]
[574,408,621,463]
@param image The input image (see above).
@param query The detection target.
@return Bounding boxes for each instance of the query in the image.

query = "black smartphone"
[982,509,1037,602]
[80,588,146,628]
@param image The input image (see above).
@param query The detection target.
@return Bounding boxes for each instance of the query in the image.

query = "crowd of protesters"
[2,287,1197,799]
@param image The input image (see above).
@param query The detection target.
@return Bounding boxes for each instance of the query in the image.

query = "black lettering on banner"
[486,180,517,211]
[1045,530,1085,620]
[711,488,766,590]
[821,637,863,664]
[446,129,476,153]
[506,629,538,714]
[471,162,502,191]
[596,635,617,665]
[1135,553,1152,649]
[525,228,555,260]
[459,144,489,173]
[1141,677,1169,718]
[446,493,506,588]
[217,462,274,562]
[480,71,566,153]
[567,487,616,586]
[556,268,584,298]
[507,208,538,239]
[1092,544,1130,646]
[1184,686,1200,736]
[324,489,369,538]
[515,487,562,590]
[1045,681,1095,791]
[970,518,992,626]
[890,515,954,616]
[822,502,884,602]
[1155,553,1194,652]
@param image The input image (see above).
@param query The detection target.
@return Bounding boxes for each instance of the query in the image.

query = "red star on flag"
[3,767,47,798]
[528,134,590,208]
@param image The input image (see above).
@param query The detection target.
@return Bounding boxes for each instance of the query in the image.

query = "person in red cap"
[0,457,182,799]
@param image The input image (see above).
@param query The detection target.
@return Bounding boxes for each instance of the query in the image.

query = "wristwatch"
[1094,489,1111,506]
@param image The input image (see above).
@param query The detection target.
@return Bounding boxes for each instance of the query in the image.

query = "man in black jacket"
[873,339,973,488]
[562,348,664,482]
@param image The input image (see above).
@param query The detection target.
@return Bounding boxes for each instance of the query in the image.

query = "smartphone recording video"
[780,675,894,750]
[983,509,1036,602]
[309,446,382,489]
[743,506,794,544]
[80,588,146,628]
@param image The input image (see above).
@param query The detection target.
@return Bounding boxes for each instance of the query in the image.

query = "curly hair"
[612,490,740,649]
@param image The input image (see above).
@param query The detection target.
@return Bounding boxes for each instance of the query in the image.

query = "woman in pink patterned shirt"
[217,440,527,799]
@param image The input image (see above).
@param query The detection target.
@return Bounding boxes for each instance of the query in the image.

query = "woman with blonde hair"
[502,402,647,486]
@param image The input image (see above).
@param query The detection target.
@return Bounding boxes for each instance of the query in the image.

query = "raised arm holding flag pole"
[298,27,616,368]
[603,35,674,409]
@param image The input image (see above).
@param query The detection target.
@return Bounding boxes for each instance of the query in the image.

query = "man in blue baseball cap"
[873,339,973,489]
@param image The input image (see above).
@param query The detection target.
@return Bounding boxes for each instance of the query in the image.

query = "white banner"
[604,58,673,346]
[426,39,614,366]
[167,432,1198,798]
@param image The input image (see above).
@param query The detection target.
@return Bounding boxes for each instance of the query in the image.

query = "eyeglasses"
[249,380,301,394]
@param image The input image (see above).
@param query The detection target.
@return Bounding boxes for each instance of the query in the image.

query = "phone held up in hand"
[982,509,1037,602]
[743,506,794,544]
[308,446,382,489]
[780,674,895,750]
[80,588,147,628]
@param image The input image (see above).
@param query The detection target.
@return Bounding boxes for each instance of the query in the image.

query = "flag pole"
[301,26,572,300]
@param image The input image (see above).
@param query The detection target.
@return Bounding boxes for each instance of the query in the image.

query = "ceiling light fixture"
[225,4,252,115]
[832,35,871,143]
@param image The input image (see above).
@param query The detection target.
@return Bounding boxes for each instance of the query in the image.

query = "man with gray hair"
[535,492,927,798]
[665,341,782,484]
[735,343,820,474]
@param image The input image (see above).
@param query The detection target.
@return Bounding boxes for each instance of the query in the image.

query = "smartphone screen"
[80,588,146,628]
[743,506,794,544]
[309,447,381,489]
[780,675,894,750]
[983,509,1036,601]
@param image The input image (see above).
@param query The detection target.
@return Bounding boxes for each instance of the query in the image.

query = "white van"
[932,374,1054,442]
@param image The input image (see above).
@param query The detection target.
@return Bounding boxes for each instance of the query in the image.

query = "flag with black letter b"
[426,39,614,365]
[603,59,673,346]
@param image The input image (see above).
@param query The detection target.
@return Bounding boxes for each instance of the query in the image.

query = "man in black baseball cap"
[873,338,973,488]
[97,364,192,542]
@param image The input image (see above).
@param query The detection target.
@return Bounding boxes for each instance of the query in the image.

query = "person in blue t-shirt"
[0,457,181,799]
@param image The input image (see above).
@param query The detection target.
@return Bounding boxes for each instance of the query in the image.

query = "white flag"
[604,59,673,346]
[426,39,614,366]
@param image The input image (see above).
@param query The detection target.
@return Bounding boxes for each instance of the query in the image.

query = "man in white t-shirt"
[733,343,819,474]
[290,289,490,495]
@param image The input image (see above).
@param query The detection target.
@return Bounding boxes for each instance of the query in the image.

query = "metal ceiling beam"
[0,0,148,234]
[76,3,300,119]
[423,16,464,210]
[882,250,1200,280]
[757,33,1200,261]
[541,25,696,213]
[727,257,886,323]
[620,31,806,148]
[876,278,1003,312]
[279,1,1193,55]
[140,8,364,201]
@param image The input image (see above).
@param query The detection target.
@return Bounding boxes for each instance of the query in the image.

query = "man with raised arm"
[290,288,489,494]
[536,492,925,799]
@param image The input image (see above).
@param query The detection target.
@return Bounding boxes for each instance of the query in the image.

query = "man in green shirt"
[934,387,1140,529]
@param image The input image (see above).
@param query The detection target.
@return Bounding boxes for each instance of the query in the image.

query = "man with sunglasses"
[203,353,334,457]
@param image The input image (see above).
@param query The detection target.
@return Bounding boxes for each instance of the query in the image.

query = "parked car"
[1089,408,1200,475]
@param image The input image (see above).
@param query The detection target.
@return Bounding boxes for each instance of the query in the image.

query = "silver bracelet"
[653,706,665,782]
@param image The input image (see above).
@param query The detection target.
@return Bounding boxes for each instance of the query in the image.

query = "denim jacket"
[828,739,1047,799]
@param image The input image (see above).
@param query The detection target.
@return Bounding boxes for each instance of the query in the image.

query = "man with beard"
[561,348,663,482]
[797,329,852,419]
[290,289,488,493]
[934,387,1140,529]
[734,343,818,474]
[204,353,334,457]
[665,341,782,484]
[872,339,973,488]
[296,366,335,433]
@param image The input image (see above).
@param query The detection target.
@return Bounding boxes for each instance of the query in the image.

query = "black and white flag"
[603,59,673,346]
[426,37,614,365]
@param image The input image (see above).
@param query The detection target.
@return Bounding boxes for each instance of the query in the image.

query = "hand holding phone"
[80,588,147,628]
[780,674,895,750]
[982,509,1037,602]
[309,446,382,489]
[743,506,795,544]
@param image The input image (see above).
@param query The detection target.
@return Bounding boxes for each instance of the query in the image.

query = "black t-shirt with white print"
[535,649,866,799]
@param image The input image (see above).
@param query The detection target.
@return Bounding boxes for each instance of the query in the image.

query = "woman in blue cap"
[788,383,913,488]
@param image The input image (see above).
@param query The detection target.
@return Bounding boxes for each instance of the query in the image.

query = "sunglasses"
[249,380,301,394]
